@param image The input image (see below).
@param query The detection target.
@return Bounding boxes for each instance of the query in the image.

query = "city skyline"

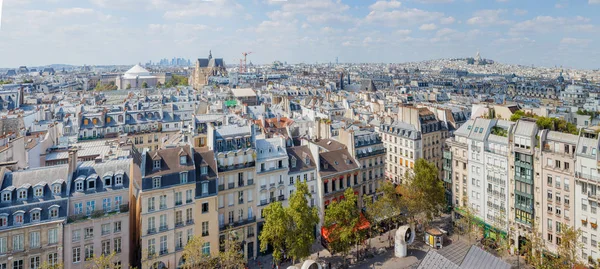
[0,0,599,69]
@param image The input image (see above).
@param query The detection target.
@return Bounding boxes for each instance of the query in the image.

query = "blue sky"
[0,0,599,69]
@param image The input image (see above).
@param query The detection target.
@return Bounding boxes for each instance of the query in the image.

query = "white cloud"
[420,23,437,31]
[436,28,457,37]
[589,0,600,4]
[414,0,454,3]
[496,0,509,2]
[369,0,401,11]
[163,0,243,19]
[395,29,412,35]
[365,8,444,26]
[510,16,595,35]
[440,16,455,25]
[467,9,512,26]
[560,37,591,47]
[513,9,527,16]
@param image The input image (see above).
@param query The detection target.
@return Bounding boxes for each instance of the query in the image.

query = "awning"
[321,213,371,242]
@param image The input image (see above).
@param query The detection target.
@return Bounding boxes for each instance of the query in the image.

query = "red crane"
[242,52,253,73]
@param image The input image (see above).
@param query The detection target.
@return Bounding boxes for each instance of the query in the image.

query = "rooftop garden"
[510,110,578,135]
[490,126,508,137]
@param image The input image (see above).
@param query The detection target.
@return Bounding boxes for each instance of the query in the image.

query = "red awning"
[325,200,330,205]
[321,213,371,242]
[354,191,359,195]
[332,198,337,202]
[340,195,345,200]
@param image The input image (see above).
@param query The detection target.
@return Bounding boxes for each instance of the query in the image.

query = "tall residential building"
[64,159,132,269]
[137,146,197,269]
[192,148,220,257]
[207,124,257,260]
[378,122,421,184]
[0,165,70,269]
[445,126,469,208]
[574,130,600,262]
[538,130,577,254]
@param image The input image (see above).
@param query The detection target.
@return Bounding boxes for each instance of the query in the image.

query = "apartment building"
[64,159,132,269]
[286,146,318,208]
[378,122,421,184]
[539,130,577,254]
[192,148,220,257]
[446,125,469,208]
[207,124,257,260]
[0,165,69,269]
[483,121,512,234]
[137,146,197,269]
[338,128,386,205]
[509,119,539,251]
[574,131,600,262]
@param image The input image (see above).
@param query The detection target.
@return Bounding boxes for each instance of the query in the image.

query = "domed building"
[116,64,158,89]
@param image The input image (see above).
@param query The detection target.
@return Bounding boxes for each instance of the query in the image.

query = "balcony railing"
[515,160,532,169]
[147,228,156,235]
[219,216,256,231]
[278,195,285,201]
[159,225,168,232]
[576,172,600,182]
[218,184,225,191]
[258,166,287,174]
[218,161,256,173]
[159,249,168,256]
[228,182,235,189]
[260,199,268,206]
[356,148,386,158]
[186,219,194,225]
[175,222,184,228]
[248,179,254,185]
[67,205,129,223]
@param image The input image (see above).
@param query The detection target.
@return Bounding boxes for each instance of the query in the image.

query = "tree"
[182,236,214,269]
[259,201,290,265]
[556,226,583,268]
[286,181,319,263]
[216,229,246,269]
[86,252,117,269]
[39,261,63,269]
[510,110,526,121]
[324,188,360,258]
[142,82,148,88]
[454,203,480,243]
[126,84,131,89]
[401,158,446,227]
[522,219,549,269]
[364,181,403,246]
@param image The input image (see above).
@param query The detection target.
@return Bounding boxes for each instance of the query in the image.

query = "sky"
[0,0,599,69]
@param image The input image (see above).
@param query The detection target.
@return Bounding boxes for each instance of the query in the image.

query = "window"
[176,211,183,226]
[31,211,40,222]
[159,195,167,209]
[114,237,122,253]
[12,260,23,269]
[29,231,40,248]
[115,196,122,210]
[186,189,193,203]
[103,198,112,212]
[180,156,187,165]
[72,247,82,263]
[153,160,161,169]
[201,166,208,175]
[0,237,6,254]
[202,202,209,213]
[202,221,209,236]
[34,187,43,197]
[85,244,94,259]
[160,236,167,254]
[102,240,111,255]
[76,181,83,191]
[115,175,123,186]
[147,197,155,212]
[18,190,26,200]
[87,179,95,190]
[47,253,58,267]
[30,257,40,269]
[153,177,161,189]
[72,230,81,242]
[84,227,94,239]
[201,183,208,196]
[13,234,24,251]
[102,223,111,235]
[114,221,122,233]
[1,192,10,202]
[86,201,95,215]
[49,207,59,218]
[186,208,192,223]
[202,242,210,255]
[14,213,23,225]
[75,203,83,214]
[147,239,156,256]
[48,228,58,244]
[180,172,188,184]
[175,192,182,205]
[148,216,156,233]
[159,214,167,230]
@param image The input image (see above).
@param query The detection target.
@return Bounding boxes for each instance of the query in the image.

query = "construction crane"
[242,52,253,73]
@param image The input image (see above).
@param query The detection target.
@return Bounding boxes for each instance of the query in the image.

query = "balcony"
[218,184,225,191]
[515,160,532,169]
[278,195,285,201]
[514,174,533,184]
[218,161,255,173]
[219,216,256,231]
[147,228,156,235]
[175,222,184,228]
[186,219,194,225]
[356,148,386,158]
[443,151,452,159]
[442,164,452,171]
[228,182,235,189]
[247,179,254,185]
[576,172,600,182]
[67,205,129,223]
[159,249,169,256]
[159,225,168,232]
[260,185,267,191]
[175,201,183,206]
[259,199,268,206]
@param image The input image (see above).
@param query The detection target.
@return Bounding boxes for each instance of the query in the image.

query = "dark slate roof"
[460,245,511,269]
[197,58,210,68]
[193,147,218,179]
[417,250,460,269]
[437,240,471,265]
[319,149,359,177]
[70,159,131,198]
[287,146,316,174]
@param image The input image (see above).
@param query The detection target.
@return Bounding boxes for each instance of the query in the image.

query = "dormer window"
[87,179,96,190]
[154,160,161,170]
[153,177,161,189]
[104,176,112,187]
[75,181,84,192]
[305,157,310,165]
[34,187,43,198]
[115,175,123,186]
[291,157,297,168]
[14,212,24,225]
[0,215,7,227]
[30,209,41,222]
[180,156,187,165]
[49,205,59,219]
[52,184,61,195]
[18,189,27,200]
[1,191,10,202]
[201,166,208,175]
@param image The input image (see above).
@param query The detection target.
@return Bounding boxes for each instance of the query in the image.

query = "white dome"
[123,64,151,78]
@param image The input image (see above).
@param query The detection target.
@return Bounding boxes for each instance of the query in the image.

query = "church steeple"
[208,50,213,60]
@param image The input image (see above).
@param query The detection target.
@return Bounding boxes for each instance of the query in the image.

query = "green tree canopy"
[364,180,403,226]
[259,201,290,264]
[142,81,148,88]
[182,236,213,269]
[286,181,319,263]
[324,188,360,256]
[401,158,446,226]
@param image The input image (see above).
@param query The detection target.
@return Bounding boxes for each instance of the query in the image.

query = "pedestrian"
[317,252,320,259]
[328,261,331,269]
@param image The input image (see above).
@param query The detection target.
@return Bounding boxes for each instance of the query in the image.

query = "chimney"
[68,148,78,174]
